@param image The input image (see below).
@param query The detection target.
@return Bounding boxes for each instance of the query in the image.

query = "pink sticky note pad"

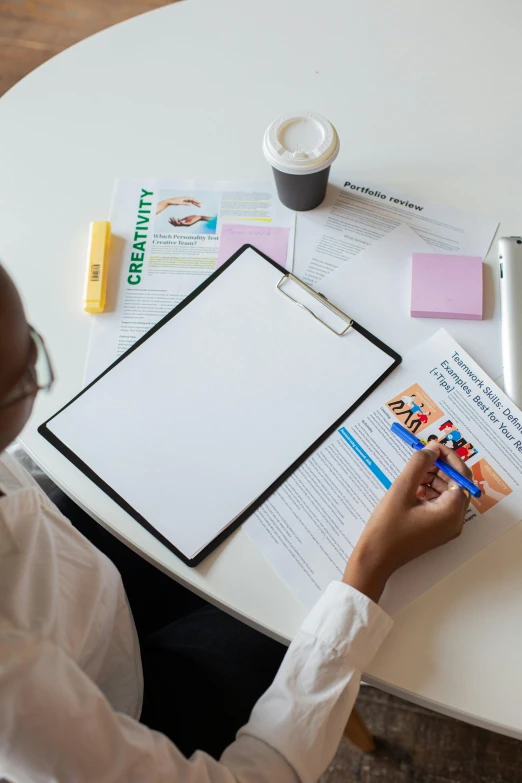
[411,253,483,320]
[216,224,290,269]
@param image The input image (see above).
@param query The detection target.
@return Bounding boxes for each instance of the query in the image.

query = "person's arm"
[169,214,212,227]
[343,441,471,603]
[3,442,471,783]
[234,441,471,782]
[227,581,391,783]
[156,196,201,214]
[1,632,296,783]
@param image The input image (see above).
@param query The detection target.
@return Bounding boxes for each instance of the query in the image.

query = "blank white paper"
[47,248,395,560]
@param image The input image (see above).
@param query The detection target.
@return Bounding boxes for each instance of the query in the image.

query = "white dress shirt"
[0,452,393,783]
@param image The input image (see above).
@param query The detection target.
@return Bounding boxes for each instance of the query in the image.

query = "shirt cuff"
[299,580,393,672]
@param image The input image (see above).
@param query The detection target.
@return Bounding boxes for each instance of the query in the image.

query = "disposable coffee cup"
[262,111,339,211]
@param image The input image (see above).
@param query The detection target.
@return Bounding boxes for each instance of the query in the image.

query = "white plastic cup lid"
[262,112,339,176]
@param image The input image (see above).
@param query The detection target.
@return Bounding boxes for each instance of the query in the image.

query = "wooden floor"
[2,2,522,781]
[0,0,175,95]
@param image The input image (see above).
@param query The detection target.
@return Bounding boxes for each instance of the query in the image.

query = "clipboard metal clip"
[276,274,353,336]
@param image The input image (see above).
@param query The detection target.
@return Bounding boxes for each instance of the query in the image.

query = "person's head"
[466,443,473,451]
[0,265,54,453]
[427,434,438,442]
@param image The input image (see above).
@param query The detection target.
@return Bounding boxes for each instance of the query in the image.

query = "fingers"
[419,452,472,499]
[444,450,473,480]
[434,482,470,520]
[435,443,473,477]
[433,451,472,487]
[392,447,438,502]
[416,484,440,501]
[418,460,439,481]
[427,475,449,495]
[395,439,473,515]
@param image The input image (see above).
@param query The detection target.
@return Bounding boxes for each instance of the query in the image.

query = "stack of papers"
[246,176,504,614]
[84,173,507,615]
[247,329,522,615]
[293,176,498,286]
[84,179,296,384]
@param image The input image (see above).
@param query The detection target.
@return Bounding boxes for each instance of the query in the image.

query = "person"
[420,434,438,445]
[388,392,417,412]
[441,429,463,447]
[437,420,463,448]
[455,442,474,461]
[0,263,473,782]
[408,410,431,434]
[395,401,425,426]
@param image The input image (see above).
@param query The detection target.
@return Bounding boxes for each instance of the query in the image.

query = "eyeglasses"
[0,327,55,411]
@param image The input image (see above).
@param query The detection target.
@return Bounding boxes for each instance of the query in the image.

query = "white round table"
[2,0,522,740]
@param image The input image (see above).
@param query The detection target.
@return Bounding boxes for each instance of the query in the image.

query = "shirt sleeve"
[1,582,392,783]
[226,581,393,783]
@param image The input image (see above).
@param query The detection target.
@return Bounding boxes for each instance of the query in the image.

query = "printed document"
[294,176,498,285]
[246,329,522,615]
[84,179,295,383]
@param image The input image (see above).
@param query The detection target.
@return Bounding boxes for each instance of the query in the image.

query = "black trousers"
[50,490,286,759]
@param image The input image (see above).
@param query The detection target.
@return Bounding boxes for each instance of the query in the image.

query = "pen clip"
[277,274,353,336]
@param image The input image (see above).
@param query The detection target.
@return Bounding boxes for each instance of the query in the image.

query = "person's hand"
[343,442,472,603]
[169,215,211,227]
[156,197,201,214]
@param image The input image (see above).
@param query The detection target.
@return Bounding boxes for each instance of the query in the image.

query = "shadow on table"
[105,234,126,313]
[483,261,495,321]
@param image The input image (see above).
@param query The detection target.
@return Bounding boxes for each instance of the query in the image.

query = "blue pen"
[390,422,481,498]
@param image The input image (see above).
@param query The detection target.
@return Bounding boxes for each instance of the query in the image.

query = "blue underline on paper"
[338,427,392,489]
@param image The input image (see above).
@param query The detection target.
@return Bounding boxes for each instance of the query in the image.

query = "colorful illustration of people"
[388,393,417,412]
[436,420,477,462]
[477,479,505,502]
[387,394,431,432]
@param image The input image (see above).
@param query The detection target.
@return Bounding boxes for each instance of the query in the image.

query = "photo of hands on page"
[84,179,296,384]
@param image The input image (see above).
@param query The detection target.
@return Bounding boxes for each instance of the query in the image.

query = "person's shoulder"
[0,451,40,493]
[0,471,124,650]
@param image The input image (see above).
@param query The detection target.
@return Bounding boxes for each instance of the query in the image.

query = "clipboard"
[39,245,401,566]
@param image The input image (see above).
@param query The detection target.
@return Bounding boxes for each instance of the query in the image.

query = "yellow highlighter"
[84,221,111,313]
